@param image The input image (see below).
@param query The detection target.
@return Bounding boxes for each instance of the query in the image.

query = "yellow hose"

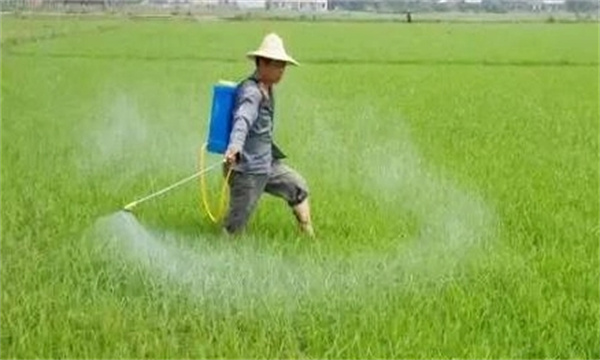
[199,143,232,223]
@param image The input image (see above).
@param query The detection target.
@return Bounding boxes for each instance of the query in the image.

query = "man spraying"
[223,33,315,237]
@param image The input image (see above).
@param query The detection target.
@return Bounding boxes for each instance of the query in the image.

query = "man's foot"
[299,222,315,238]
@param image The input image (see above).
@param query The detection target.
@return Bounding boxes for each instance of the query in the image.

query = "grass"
[1,15,599,359]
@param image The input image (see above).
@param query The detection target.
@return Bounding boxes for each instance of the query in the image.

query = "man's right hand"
[224,147,239,164]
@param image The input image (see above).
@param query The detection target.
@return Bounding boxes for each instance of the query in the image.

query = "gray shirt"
[227,74,280,174]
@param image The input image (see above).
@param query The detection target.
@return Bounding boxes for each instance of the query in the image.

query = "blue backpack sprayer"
[122,80,237,223]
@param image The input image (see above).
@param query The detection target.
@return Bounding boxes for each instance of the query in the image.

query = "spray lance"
[122,161,223,212]
[122,80,239,223]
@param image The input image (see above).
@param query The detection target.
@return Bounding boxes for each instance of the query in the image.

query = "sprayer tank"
[206,81,238,154]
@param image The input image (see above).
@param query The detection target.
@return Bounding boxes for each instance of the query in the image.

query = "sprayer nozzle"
[123,202,137,212]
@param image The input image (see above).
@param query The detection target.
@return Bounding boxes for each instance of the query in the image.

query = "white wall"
[235,0,266,8]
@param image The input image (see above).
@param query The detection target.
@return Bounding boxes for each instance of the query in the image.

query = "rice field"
[1,15,599,359]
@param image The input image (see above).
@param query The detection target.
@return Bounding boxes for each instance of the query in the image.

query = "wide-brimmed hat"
[246,33,299,66]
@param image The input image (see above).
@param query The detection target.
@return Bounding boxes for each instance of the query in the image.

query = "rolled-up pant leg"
[264,161,309,207]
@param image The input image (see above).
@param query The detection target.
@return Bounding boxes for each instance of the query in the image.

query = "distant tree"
[382,0,409,12]
[566,0,597,14]
[481,0,507,12]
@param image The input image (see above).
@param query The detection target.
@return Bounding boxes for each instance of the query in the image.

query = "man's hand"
[224,147,239,165]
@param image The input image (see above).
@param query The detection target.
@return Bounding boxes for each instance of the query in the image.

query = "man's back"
[228,74,275,174]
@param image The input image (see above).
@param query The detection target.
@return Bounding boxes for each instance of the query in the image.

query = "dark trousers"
[223,161,309,234]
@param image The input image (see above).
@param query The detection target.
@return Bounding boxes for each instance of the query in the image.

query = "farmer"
[222,33,315,237]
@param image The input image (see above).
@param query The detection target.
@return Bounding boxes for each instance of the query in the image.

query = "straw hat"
[246,33,299,66]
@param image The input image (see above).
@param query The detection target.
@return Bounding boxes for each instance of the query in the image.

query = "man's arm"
[225,85,262,163]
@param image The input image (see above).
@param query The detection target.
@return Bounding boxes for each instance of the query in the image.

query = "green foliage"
[1,17,599,359]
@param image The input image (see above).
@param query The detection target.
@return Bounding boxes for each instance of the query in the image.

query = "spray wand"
[123,160,223,212]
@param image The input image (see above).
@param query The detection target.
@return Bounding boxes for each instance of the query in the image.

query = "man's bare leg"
[293,198,314,237]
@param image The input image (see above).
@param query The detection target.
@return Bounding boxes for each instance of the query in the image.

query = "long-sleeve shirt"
[227,73,280,174]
